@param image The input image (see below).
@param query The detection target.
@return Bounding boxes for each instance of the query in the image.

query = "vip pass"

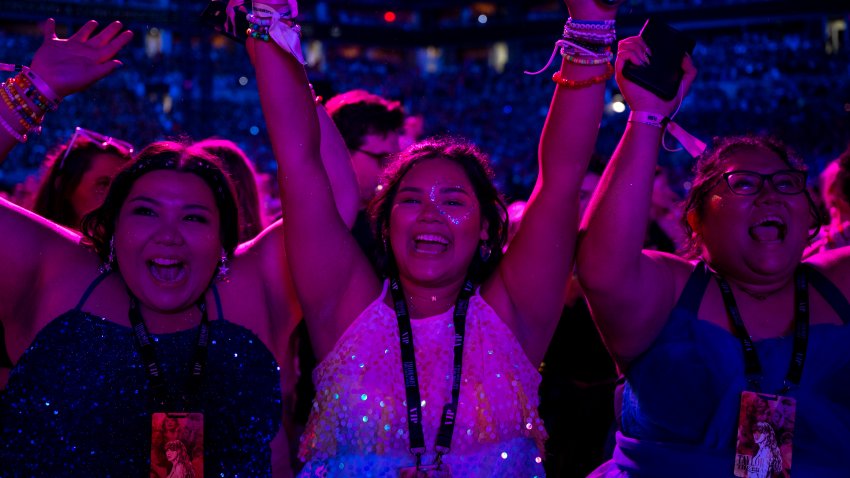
[0,67,56,143]
[248,1,307,65]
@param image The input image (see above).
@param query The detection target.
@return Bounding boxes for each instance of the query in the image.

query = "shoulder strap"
[211,283,225,321]
[803,264,850,325]
[673,261,712,316]
[74,270,113,311]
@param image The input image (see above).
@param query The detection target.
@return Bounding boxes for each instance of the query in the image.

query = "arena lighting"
[384,11,396,23]
[612,101,626,113]
[478,14,488,24]
[238,76,248,86]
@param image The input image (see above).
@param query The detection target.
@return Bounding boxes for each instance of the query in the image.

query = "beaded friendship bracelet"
[552,62,614,89]
[21,67,60,109]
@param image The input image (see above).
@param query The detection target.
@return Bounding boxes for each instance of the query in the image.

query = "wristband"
[627,111,669,129]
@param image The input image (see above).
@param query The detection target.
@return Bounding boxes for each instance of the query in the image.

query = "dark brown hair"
[368,136,508,283]
[325,90,405,151]
[681,135,819,258]
[33,140,131,229]
[81,141,240,263]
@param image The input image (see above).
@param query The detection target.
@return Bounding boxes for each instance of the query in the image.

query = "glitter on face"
[428,184,476,226]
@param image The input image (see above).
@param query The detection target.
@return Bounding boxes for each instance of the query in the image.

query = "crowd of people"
[0,0,849,477]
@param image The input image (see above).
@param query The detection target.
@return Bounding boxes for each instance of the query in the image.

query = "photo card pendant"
[150,412,204,478]
[734,391,796,478]
[399,463,452,478]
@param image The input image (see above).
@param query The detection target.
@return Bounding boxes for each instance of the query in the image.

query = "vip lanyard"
[713,267,809,393]
[128,291,210,408]
[389,276,474,465]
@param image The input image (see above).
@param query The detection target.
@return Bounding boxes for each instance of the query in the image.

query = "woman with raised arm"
[250,0,617,475]
[579,35,850,477]
[0,19,360,477]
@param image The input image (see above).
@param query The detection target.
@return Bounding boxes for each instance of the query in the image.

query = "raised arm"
[249,14,380,360]
[0,20,131,367]
[317,103,360,228]
[576,36,696,368]
[486,0,617,366]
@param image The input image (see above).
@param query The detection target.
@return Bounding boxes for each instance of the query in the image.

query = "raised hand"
[615,35,697,117]
[28,19,133,98]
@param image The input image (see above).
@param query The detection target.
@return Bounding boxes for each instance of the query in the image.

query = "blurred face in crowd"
[114,170,222,314]
[352,131,400,205]
[389,157,487,286]
[70,152,126,226]
[692,148,811,280]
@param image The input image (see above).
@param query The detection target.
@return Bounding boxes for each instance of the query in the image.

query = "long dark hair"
[196,138,265,242]
[33,142,131,229]
[368,136,508,284]
[81,141,240,263]
[681,135,819,259]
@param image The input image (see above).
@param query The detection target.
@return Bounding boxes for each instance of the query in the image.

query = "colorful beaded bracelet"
[552,62,614,89]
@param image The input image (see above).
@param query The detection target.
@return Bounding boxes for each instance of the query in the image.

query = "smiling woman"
[250,0,616,475]
[577,32,850,478]
[0,19,343,477]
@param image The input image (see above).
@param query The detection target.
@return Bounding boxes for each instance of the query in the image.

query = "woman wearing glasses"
[579,35,850,477]
[31,126,134,230]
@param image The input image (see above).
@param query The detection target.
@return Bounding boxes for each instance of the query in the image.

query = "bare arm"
[0,19,132,327]
[250,33,379,360]
[317,103,360,228]
[485,0,616,366]
[576,36,697,368]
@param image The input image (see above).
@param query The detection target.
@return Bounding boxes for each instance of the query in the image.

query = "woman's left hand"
[28,19,133,98]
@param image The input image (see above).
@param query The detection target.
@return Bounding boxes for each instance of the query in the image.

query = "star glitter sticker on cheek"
[429,184,476,225]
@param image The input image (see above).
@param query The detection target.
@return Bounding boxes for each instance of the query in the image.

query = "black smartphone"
[622,18,696,101]
[201,0,249,44]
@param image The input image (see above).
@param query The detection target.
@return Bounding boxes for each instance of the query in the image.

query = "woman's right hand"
[615,35,697,118]
[28,19,133,98]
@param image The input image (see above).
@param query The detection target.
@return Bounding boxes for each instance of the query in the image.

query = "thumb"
[43,18,57,41]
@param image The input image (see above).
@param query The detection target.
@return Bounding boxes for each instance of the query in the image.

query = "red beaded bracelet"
[552,62,614,89]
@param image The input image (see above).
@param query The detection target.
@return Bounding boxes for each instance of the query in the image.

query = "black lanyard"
[712,267,809,394]
[389,276,474,465]
[128,291,210,409]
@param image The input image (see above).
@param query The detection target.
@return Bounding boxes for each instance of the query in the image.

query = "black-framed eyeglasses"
[722,169,808,196]
[58,127,134,170]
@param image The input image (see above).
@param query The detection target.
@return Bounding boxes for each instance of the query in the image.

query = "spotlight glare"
[612,101,626,113]
[478,15,488,24]
[384,11,396,22]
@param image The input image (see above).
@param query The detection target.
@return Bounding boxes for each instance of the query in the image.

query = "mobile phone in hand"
[201,0,249,44]
[622,18,696,101]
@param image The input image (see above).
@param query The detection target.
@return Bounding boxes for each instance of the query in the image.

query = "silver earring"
[479,242,492,262]
[99,236,115,273]
[217,248,230,282]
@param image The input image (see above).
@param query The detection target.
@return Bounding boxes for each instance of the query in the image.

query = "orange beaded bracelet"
[552,62,614,89]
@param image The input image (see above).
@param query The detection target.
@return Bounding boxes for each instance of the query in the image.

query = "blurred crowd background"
[0,0,848,203]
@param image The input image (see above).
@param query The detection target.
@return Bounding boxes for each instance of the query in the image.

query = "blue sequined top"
[0,274,282,477]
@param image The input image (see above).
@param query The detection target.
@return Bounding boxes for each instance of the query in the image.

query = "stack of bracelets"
[246,2,307,65]
[552,18,616,89]
[0,67,59,143]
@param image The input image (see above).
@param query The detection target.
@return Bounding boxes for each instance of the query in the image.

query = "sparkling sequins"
[299,282,546,476]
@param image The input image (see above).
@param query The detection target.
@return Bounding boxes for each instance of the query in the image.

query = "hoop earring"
[99,236,115,273]
[217,248,230,282]
[479,241,492,263]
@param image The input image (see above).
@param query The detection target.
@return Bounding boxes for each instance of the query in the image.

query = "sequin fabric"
[299,282,547,477]
[0,311,282,477]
